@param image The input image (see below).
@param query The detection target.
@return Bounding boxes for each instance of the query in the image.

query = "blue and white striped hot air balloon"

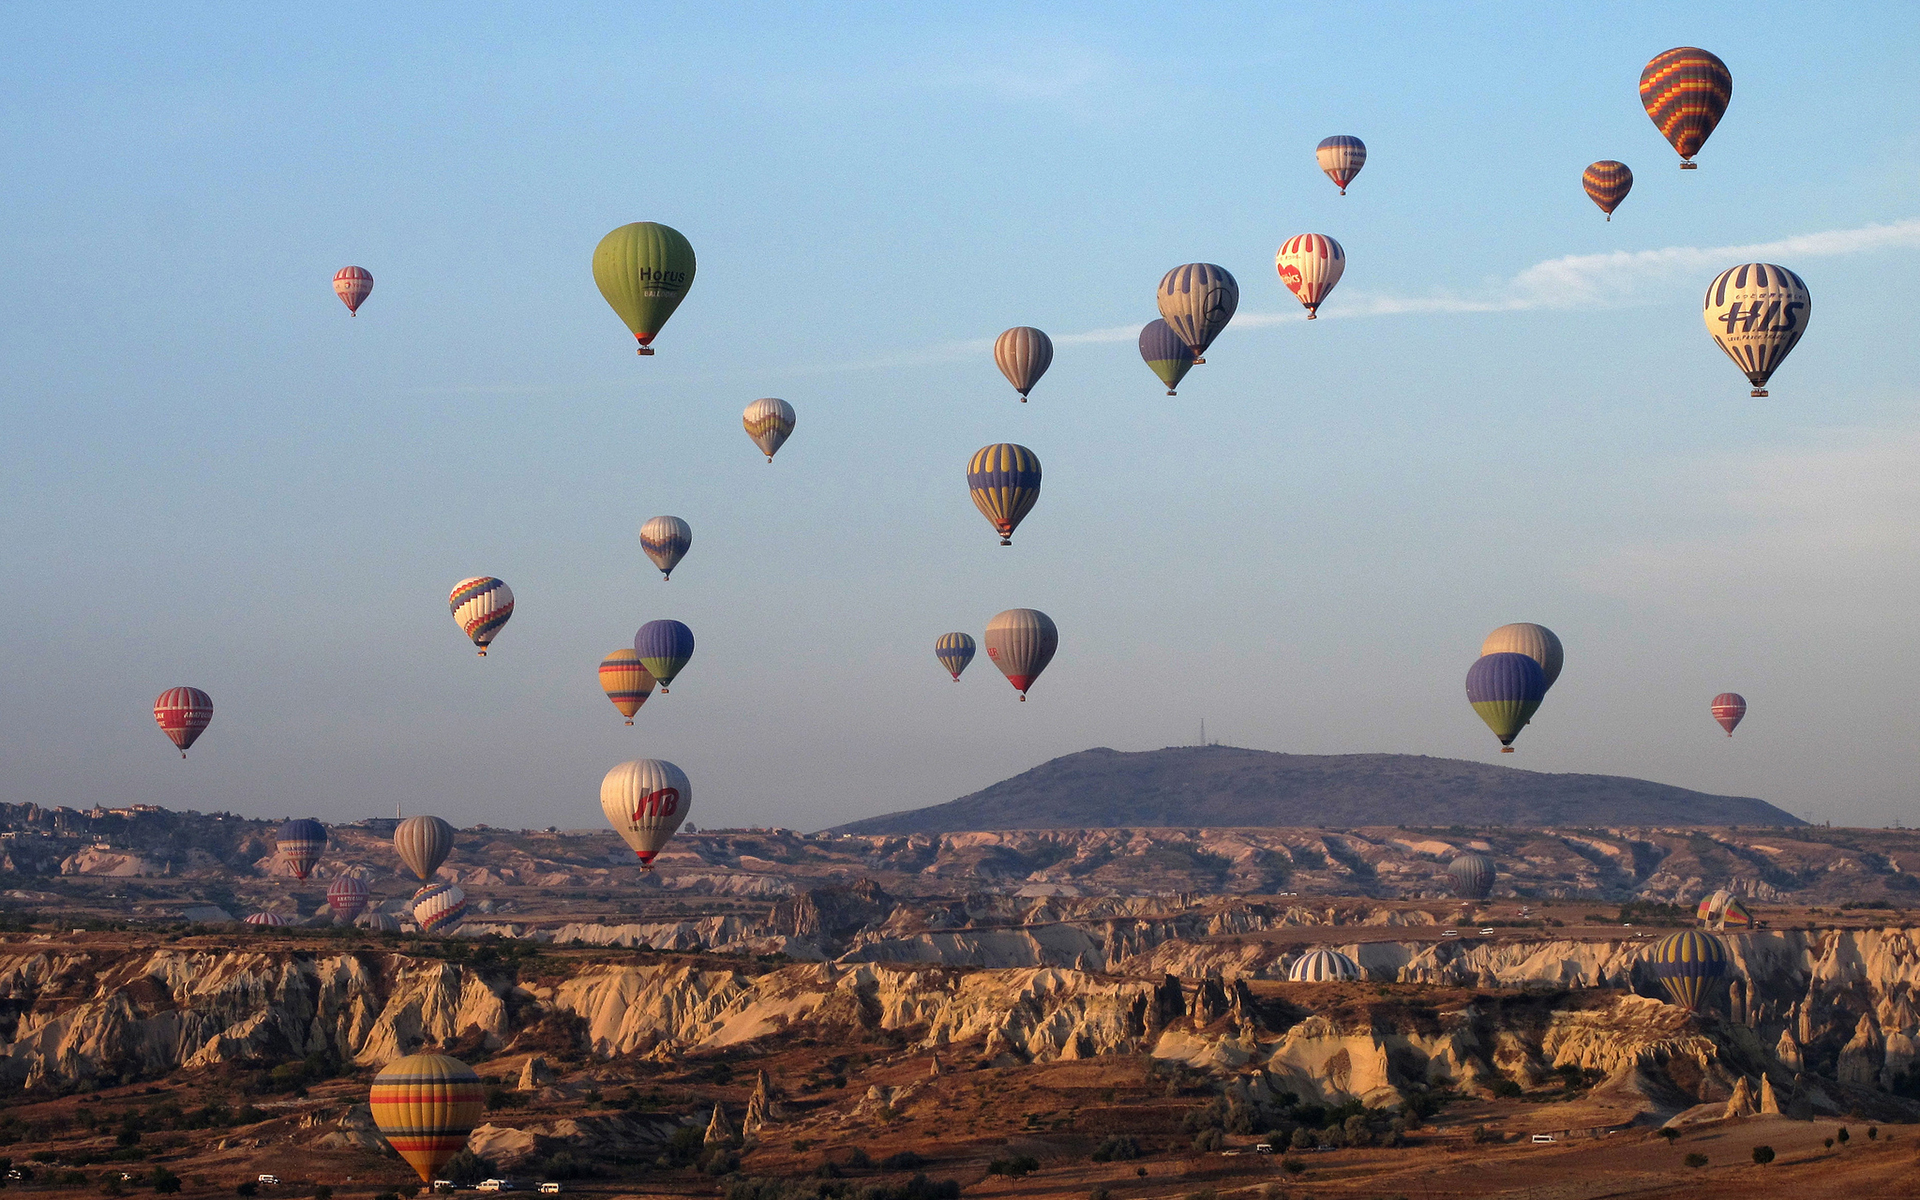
[935,632,976,681]
[449,577,513,656]
[639,516,692,581]
[967,444,1042,546]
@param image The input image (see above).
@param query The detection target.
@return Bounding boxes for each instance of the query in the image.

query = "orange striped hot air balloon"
[599,649,655,724]
[1640,48,1731,168]
[1711,692,1747,736]
[1582,161,1633,219]
[369,1054,486,1183]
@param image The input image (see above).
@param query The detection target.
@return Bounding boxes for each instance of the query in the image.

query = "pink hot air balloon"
[1711,692,1747,736]
[334,266,373,315]
[327,874,371,918]
[153,687,213,758]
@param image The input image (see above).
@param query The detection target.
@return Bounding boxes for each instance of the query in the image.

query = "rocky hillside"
[832,746,1799,833]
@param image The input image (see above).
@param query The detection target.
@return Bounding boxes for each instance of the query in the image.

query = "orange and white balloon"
[1275,234,1345,319]
[334,266,373,315]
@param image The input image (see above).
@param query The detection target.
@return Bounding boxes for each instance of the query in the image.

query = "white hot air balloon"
[639,515,692,581]
[743,397,796,462]
[394,815,456,883]
[983,608,1058,701]
[601,758,692,868]
[1288,947,1360,981]
[1703,263,1810,397]
[1274,234,1346,319]
[993,327,1054,402]
[1479,623,1564,690]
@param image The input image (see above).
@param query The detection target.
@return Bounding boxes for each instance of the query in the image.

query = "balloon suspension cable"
[1606,214,1611,222]
[179,750,187,760]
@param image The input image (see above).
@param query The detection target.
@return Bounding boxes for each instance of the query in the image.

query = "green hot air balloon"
[592,222,696,356]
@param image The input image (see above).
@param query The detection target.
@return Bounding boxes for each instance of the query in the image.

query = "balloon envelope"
[1704,263,1809,396]
[1711,692,1747,736]
[1156,263,1238,361]
[993,327,1054,400]
[1465,653,1546,751]
[1275,234,1345,318]
[1288,948,1359,981]
[634,620,695,691]
[1480,623,1564,689]
[394,815,456,882]
[1582,161,1632,218]
[411,882,468,934]
[333,266,373,314]
[327,875,370,918]
[601,758,691,868]
[1138,319,1195,394]
[276,819,328,881]
[153,687,213,758]
[1649,929,1728,1011]
[743,397,796,461]
[1640,47,1731,166]
[984,608,1058,700]
[935,632,976,681]
[592,222,696,354]
[599,649,656,724]
[1447,854,1496,899]
[369,1053,487,1184]
[243,912,287,926]
[967,444,1042,546]
[639,515,692,580]
[449,577,514,655]
[1315,135,1366,193]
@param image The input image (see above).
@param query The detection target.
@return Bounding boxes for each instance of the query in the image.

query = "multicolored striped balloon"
[639,515,692,580]
[592,222,696,355]
[1581,161,1633,219]
[1720,897,1754,928]
[411,881,468,934]
[1315,135,1366,194]
[935,632,976,681]
[1156,263,1238,362]
[333,266,373,315]
[1703,263,1809,397]
[599,649,655,724]
[153,687,213,758]
[1288,947,1359,981]
[394,815,455,882]
[1649,929,1728,1011]
[275,818,328,881]
[993,327,1054,402]
[1711,692,1747,737]
[967,444,1042,546]
[243,912,287,927]
[327,874,370,918]
[448,576,513,655]
[1138,320,1194,395]
[984,608,1058,701]
[1480,623,1564,689]
[600,758,692,868]
[1447,854,1496,899]
[1274,234,1345,319]
[743,397,796,462]
[1465,653,1546,752]
[1640,47,1731,167]
[368,1053,487,1183]
[634,619,695,692]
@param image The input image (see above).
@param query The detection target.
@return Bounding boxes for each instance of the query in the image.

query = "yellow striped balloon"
[599,649,655,724]
[966,443,1042,546]
[1648,929,1729,1012]
[743,397,796,462]
[369,1053,486,1183]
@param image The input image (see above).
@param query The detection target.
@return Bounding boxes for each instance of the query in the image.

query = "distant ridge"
[832,746,1801,833]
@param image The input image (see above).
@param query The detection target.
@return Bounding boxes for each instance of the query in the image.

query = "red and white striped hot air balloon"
[334,266,373,315]
[1711,693,1747,736]
[1275,234,1345,319]
[154,687,213,758]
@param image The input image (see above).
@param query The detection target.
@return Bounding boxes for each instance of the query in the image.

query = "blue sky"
[2,3,1917,831]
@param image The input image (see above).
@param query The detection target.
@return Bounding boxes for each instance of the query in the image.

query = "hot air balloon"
[1465,653,1547,753]
[743,397,796,462]
[634,619,694,692]
[327,874,370,919]
[1582,161,1633,220]
[1288,948,1360,982]
[358,910,403,932]
[1315,135,1366,194]
[276,819,328,881]
[1648,929,1728,1011]
[592,222,696,355]
[369,1053,487,1184]
[1640,48,1731,168]
[601,758,692,869]
[334,266,373,315]
[984,608,1057,701]
[967,444,1042,546]
[1720,897,1754,929]
[243,912,287,927]
[1139,319,1195,395]
[1712,692,1747,736]
[1480,623,1564,690]
[639,516,692,581]
[993,327,1054,402]
[449,577,513,656]
[1704,264,1809,397]
[599,650,656,724]
[1696,888,1733,924]
[411,882,468,934]
[1156,264,1238,363]
[1447,853,1496,900]
[153,687,213,758]
[1275,234,1345,319]
[394,815,455,883]
[935,632,975,681]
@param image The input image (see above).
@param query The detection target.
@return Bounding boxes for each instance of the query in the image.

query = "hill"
[831,745,1802,833]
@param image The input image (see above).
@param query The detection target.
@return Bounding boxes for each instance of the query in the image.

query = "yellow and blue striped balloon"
[1649,929,1729,1012]
[935,632,975,681]
[967,444,1042,546]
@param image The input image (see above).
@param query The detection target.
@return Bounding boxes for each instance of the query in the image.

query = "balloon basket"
[1019,397,1027,403]
[1018,695,1027,702]
[1166,389,1176,396]
[1751,388,1768,397]
[179,750,187,760]
[1500,747,1514,754]
[636,347,655,356]
[1193,357,1205,365]
[1306,312,1317,320]
[477,649,487,657]
[625,720,634,726]
[1680,162,1697,170]
[1000,538,1012,547]
[765,456,774,463]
